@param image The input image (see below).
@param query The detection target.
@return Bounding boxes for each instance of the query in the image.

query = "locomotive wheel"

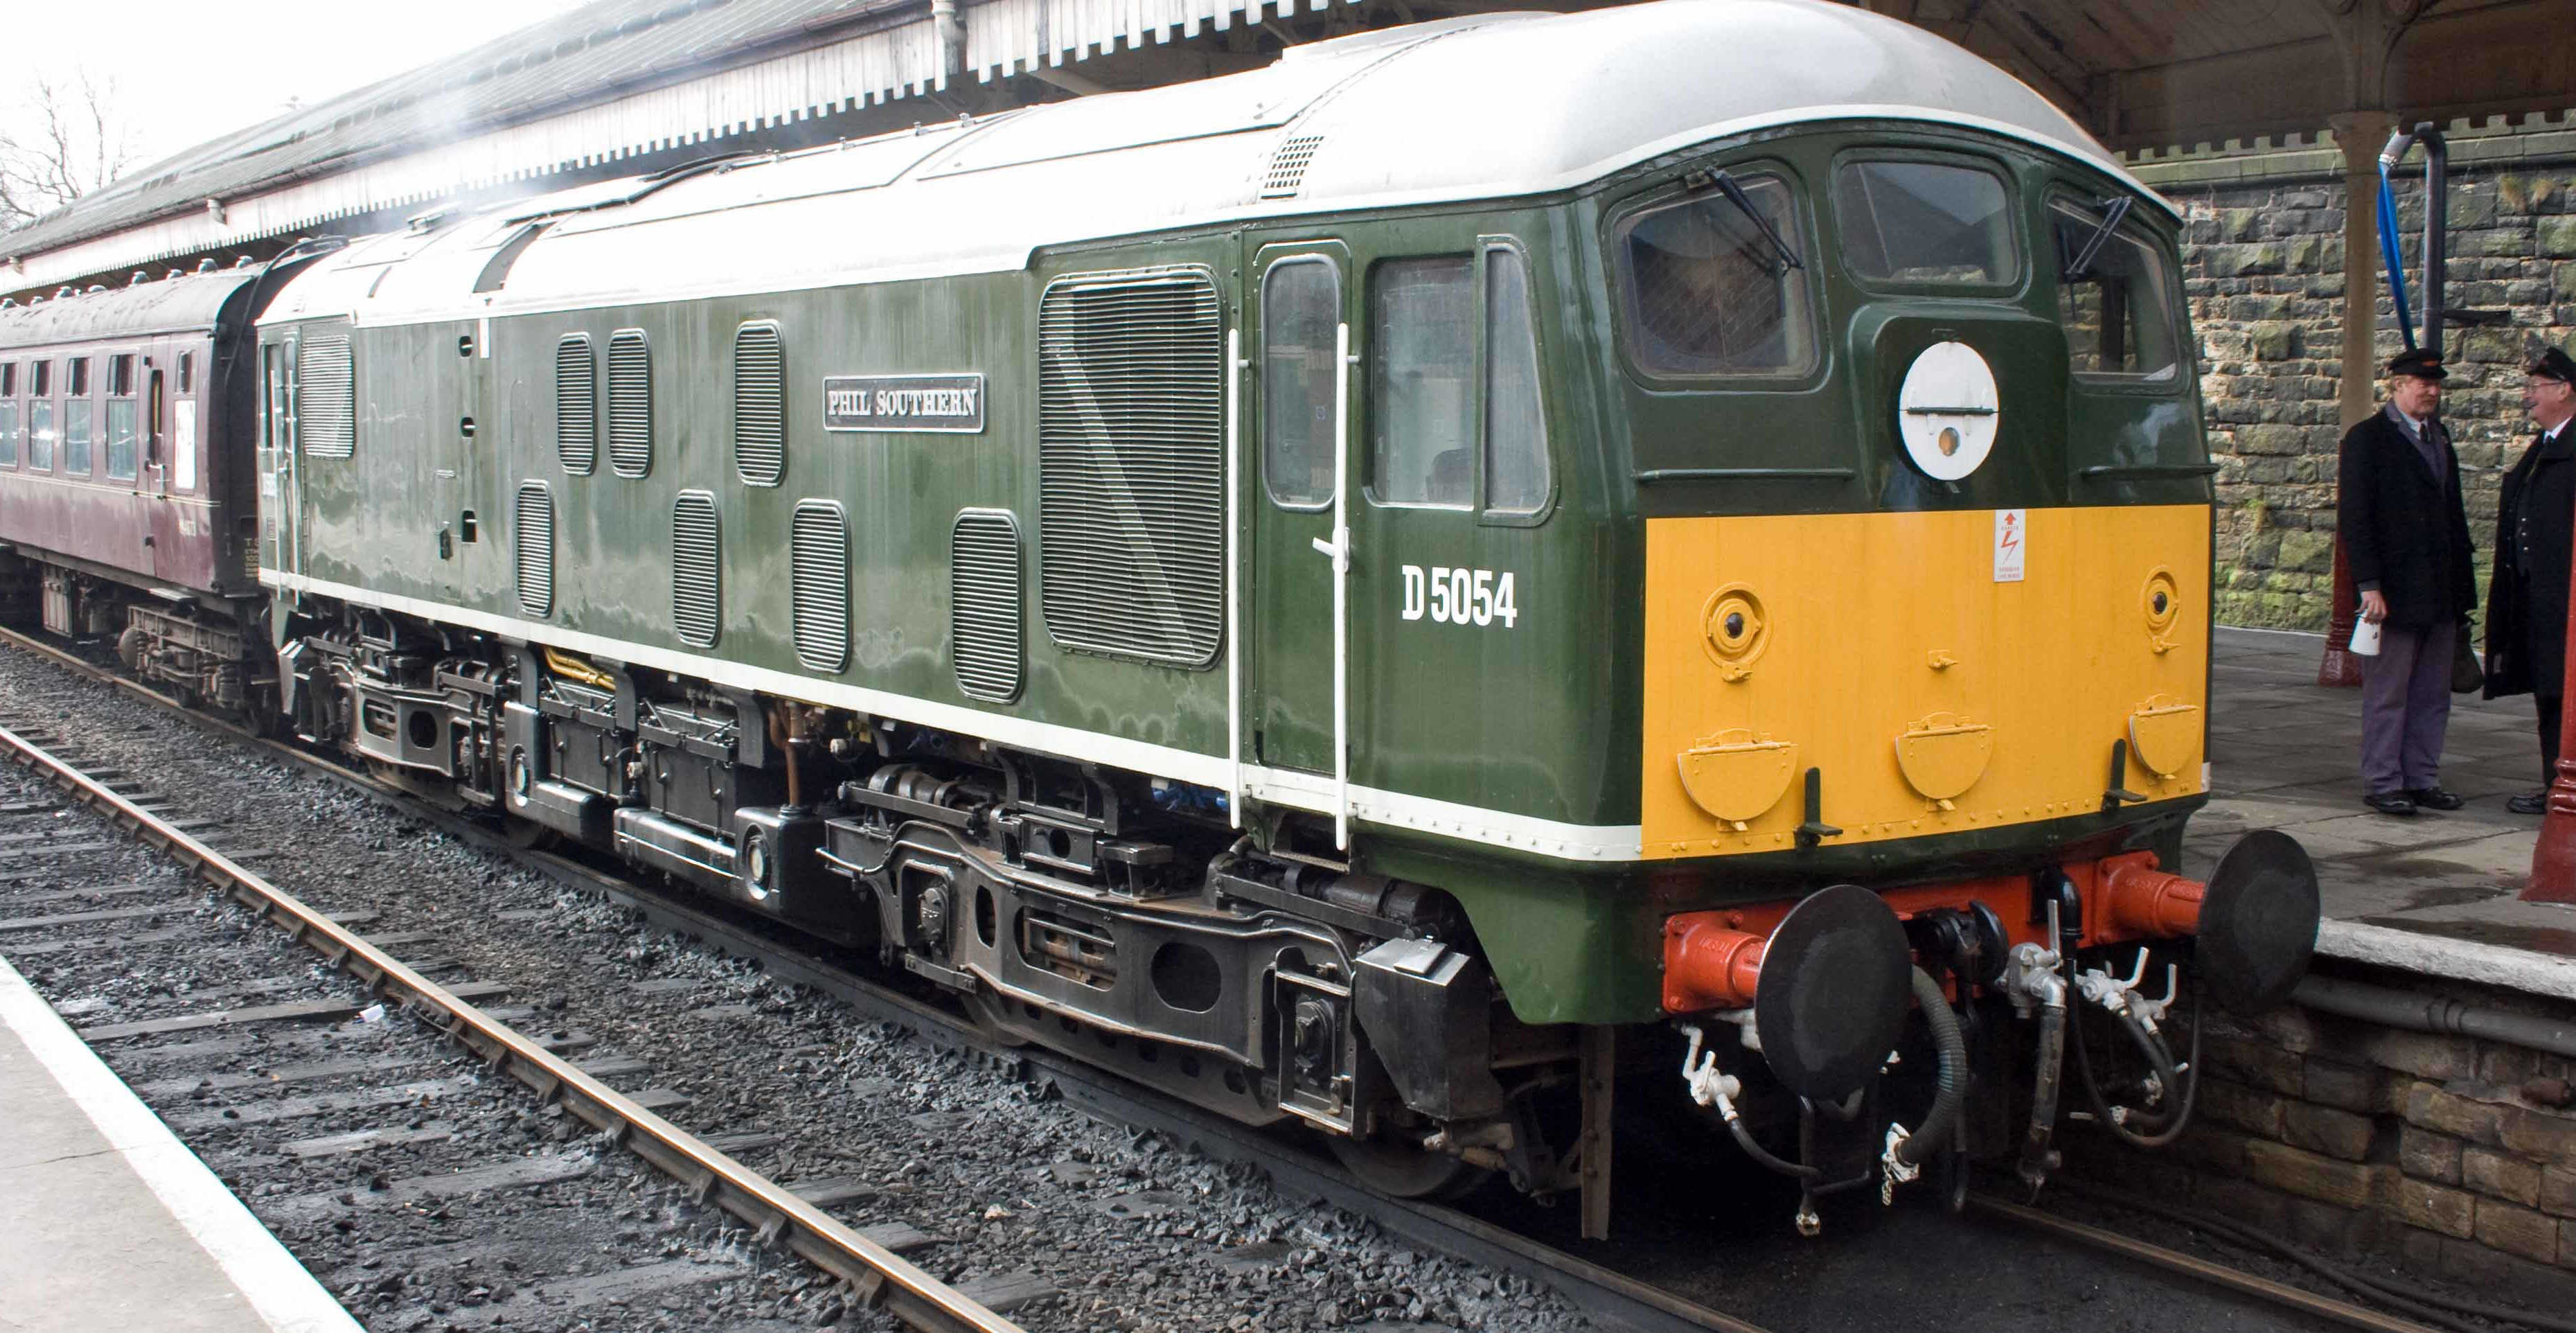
[1329,1131,1491,1201]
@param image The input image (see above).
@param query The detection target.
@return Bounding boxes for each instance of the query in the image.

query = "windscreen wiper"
[1685,168,1804,275]
[2064,195,2133,279]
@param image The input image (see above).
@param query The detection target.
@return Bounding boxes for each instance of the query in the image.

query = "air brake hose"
[1722,1097,1823,1179]
[2070,985,2203,1149]
[1896,966,1966,1167]
[2016,981,2068,1197]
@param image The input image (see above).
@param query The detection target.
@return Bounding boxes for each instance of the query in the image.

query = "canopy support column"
[2318,107,2395,687]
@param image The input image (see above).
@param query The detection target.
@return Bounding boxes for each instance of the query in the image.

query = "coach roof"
[0,270,268,350]
[267,0,2158,326]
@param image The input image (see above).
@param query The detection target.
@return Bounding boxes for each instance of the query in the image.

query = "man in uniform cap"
[2338,346,2476,815]
[2481,345,2576,813]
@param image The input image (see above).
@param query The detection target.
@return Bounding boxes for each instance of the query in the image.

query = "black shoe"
[2364,791,2418,816]
[2407,786,2466,811]
[2510,789,2549,815]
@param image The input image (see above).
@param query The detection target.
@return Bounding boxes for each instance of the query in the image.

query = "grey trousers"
[2360,619,2455,795]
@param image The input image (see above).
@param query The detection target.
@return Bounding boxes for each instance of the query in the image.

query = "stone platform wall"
[2068,960,2576,1305]
[2125,116,2576,631]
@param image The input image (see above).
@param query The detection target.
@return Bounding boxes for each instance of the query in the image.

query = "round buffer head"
[1753,884,1914,1104]
[2197,829,2319,1014]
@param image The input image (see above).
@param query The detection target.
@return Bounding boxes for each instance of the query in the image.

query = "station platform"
[2195,626,2576,1000]
[0,956,360,1333]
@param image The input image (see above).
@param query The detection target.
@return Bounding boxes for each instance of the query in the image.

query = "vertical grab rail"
[1309,322,1354,849]
[1224,327,1245,829]
[284,331,303,581]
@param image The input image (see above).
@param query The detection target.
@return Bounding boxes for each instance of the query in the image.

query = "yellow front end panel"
[1641,505,2210,859]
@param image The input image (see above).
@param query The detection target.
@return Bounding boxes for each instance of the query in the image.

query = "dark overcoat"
[2484,429,2576,699]
[2337,408,2476,632]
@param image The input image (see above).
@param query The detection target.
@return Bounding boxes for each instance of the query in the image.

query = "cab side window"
[1371,256,1473,507]
[1483,248,1548,514]
[1261,257,1340,509]
[1370,242,1554,515]
[2050,197,2183,382]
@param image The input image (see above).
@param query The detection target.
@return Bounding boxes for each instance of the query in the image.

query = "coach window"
[1369,243,1554,516]
[2049,195,2182,383]
[64,356,93,476]
[0,362,17,468]
[1613,170,1818,379]
[1833,157,2020,288]
[106,353,139,481]
[179,351,194,395]
[28,362,54,471]
[1262,257,1340,509]
[146,366,165,473]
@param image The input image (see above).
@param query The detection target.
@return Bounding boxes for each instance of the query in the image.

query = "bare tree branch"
[0,69,136,231]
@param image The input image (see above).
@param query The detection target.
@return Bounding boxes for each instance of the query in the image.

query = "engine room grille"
[1261,134,1326,200]
[556,334,596,475]
[950,509,1023,703]
[1036,269,1225,669]
[734,321,785,486]
[672,490,721,648]
[514,481,554,619]
[296,330,355,458]
[790,500,849,673]
[607,328,652,478]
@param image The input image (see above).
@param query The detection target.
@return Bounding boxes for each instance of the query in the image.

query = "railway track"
[0,624,2492,1333]
[0,707,1025,1333]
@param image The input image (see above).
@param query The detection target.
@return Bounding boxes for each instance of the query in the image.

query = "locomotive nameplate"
[822,374,986,434]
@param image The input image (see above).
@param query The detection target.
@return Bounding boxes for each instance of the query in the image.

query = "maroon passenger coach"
[0,267,276,714]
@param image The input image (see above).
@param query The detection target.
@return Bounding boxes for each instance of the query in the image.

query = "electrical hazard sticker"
[1993,509,2026,583]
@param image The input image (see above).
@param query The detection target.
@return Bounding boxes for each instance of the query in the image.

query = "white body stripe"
[262,568,1645,862]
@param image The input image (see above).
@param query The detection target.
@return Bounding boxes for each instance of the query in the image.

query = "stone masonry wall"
[2126,116,2576,631]
[2069,961,2576,1306]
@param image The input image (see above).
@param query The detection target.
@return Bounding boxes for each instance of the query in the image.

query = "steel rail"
[506,841,1777,1333]
[1968,1196,2442,1333]
[6,629,2424,1333]
[0,718,1024,1333]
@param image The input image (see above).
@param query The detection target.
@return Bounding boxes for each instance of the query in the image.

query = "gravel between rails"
[10,635,2483,1333]
[0,642,1588,1333]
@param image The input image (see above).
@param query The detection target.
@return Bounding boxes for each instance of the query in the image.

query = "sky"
[3,0,594,183]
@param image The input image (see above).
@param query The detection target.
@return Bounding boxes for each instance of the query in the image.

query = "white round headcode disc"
[1896,341,2000,482]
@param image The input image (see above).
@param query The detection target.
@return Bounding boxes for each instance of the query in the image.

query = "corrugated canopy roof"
[1,0,896,259]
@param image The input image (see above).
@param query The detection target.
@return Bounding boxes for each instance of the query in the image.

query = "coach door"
[1245,238,1356,843]
[260,337,300,579]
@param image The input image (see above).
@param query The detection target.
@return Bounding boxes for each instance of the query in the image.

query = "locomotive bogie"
[118,601,254,711]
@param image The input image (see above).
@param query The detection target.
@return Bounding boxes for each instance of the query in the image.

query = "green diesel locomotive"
[252,0,2315,1228]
